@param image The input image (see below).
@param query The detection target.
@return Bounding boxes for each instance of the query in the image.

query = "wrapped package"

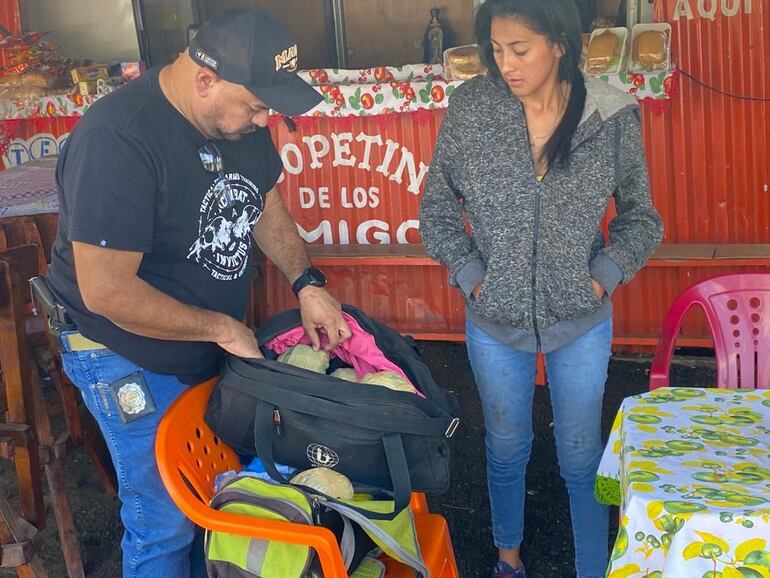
[277,344,330,374]
[586,30,618,74]
[360,371,418,394]
[70,65,108,84]
[330,368,358,382]
[290,467,354,500]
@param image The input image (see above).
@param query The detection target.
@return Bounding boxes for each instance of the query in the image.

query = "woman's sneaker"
[491,561,526,578]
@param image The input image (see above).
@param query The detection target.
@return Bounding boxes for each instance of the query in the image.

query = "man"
[46,8,350,577]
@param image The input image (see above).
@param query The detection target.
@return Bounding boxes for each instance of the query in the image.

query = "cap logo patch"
[274,44,298,73]
[195,48,219,71]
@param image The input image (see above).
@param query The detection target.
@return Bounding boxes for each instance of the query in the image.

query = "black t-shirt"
[48,67,283,384]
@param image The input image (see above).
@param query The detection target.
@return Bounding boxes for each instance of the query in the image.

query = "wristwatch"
[292,266,327,296]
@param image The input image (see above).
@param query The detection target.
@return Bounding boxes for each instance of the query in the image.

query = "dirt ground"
[0,344,716,578]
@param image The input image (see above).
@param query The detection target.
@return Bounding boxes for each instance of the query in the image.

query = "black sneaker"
[491,561,526,578]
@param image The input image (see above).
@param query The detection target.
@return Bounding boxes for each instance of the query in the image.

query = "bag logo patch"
[307,444,339,468]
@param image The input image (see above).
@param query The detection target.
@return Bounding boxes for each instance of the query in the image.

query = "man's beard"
[215,124,258,141]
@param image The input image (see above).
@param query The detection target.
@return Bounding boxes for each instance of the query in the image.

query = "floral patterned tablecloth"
[596,387,770,578]
[0,65,677,121]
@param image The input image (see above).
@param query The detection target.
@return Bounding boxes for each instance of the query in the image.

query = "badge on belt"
[108,371,157,423]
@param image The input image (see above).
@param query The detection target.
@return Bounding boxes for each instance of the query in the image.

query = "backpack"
[205,474,428,577]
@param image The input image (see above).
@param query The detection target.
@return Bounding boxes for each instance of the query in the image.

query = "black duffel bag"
[205,305,461,517]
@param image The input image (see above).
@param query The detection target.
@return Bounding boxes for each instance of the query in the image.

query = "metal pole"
[331,0,348,69]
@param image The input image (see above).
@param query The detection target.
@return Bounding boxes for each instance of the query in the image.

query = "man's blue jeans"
[466,318,611,578]
[59,338,205,578]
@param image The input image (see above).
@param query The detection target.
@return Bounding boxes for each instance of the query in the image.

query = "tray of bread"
[629,24,671,72]
[584,27,628,75]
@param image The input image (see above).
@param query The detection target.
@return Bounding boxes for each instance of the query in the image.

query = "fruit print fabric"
[597,388,770,578]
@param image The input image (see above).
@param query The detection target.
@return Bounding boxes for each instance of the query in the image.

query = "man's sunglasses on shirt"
[198,141,235,207]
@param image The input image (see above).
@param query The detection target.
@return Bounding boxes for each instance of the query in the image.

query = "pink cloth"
[265,312,419,393]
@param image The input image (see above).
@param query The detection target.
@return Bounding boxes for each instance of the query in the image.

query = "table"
[596,387,770,578]
[0,156,58,217]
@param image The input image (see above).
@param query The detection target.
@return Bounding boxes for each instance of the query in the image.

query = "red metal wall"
[270,113,443,247]
[0,0,21,68]
[266,0,770,347]
[650,0,769,244]
[610,0,770,346]
[2,117,72,169]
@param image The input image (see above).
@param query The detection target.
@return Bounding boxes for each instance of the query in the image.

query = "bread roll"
[633,30,667,69]
[447,45,477,66]
[587,30,618,74]
[446,45,485,80]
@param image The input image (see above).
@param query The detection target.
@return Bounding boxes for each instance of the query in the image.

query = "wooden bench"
[301,242,770,343]
[267,242,770,385]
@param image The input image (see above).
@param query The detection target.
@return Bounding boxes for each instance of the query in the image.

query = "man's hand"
[591,278,606,299]
[298,286,351,351]
[215,315,263,359]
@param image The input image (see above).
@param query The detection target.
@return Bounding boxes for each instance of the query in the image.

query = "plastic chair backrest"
[156,378,240,504]
[155,379,350,576]
[156,380,452,578]
[650,272,770,390]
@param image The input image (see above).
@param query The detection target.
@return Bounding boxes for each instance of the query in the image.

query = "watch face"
[309,267,327,285]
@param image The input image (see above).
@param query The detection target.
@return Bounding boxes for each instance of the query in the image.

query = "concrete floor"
[0,344,716,578]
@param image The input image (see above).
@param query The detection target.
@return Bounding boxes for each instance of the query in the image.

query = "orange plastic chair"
[650,272,770,390]
[156,378,459,578]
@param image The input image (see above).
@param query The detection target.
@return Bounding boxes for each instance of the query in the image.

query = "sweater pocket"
[469,265,532,329]
[543,266,604,324]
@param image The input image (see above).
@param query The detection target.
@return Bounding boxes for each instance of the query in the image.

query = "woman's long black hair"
[475,0,586,167]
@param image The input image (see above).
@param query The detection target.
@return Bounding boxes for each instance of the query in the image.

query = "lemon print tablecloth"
[596,387,770,578]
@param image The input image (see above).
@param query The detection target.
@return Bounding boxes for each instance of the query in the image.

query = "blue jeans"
[59,337,205,578]
[466,318,611,578]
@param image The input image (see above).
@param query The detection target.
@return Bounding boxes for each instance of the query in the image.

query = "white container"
[584,27,629,76]
[629,23,672,72]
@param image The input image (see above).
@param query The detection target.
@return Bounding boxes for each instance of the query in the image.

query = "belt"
[63,332,108,352]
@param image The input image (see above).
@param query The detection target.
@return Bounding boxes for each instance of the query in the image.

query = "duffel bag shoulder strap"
[226,357,459,439]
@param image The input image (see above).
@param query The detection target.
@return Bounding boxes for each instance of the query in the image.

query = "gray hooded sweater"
[419,74,664,352]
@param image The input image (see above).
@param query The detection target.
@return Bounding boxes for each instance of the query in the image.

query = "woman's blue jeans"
[466,317,611,578]
[59,340,206,578]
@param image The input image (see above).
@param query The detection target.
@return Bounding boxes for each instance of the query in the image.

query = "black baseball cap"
[189,8,322,116]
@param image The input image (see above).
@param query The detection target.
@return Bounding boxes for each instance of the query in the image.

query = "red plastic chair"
[650,272,770,390]
[156,378,459,577]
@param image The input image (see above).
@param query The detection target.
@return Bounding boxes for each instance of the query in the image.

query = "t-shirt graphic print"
[188,172,264,281]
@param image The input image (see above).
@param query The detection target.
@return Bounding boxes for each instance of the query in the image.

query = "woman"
[419,1,663,577]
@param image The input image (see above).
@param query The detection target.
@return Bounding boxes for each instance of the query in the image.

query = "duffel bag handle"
[227,357,459,439]
[253,402,411,521]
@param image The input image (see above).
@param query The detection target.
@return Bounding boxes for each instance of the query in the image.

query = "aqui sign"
[673,0,752,20]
